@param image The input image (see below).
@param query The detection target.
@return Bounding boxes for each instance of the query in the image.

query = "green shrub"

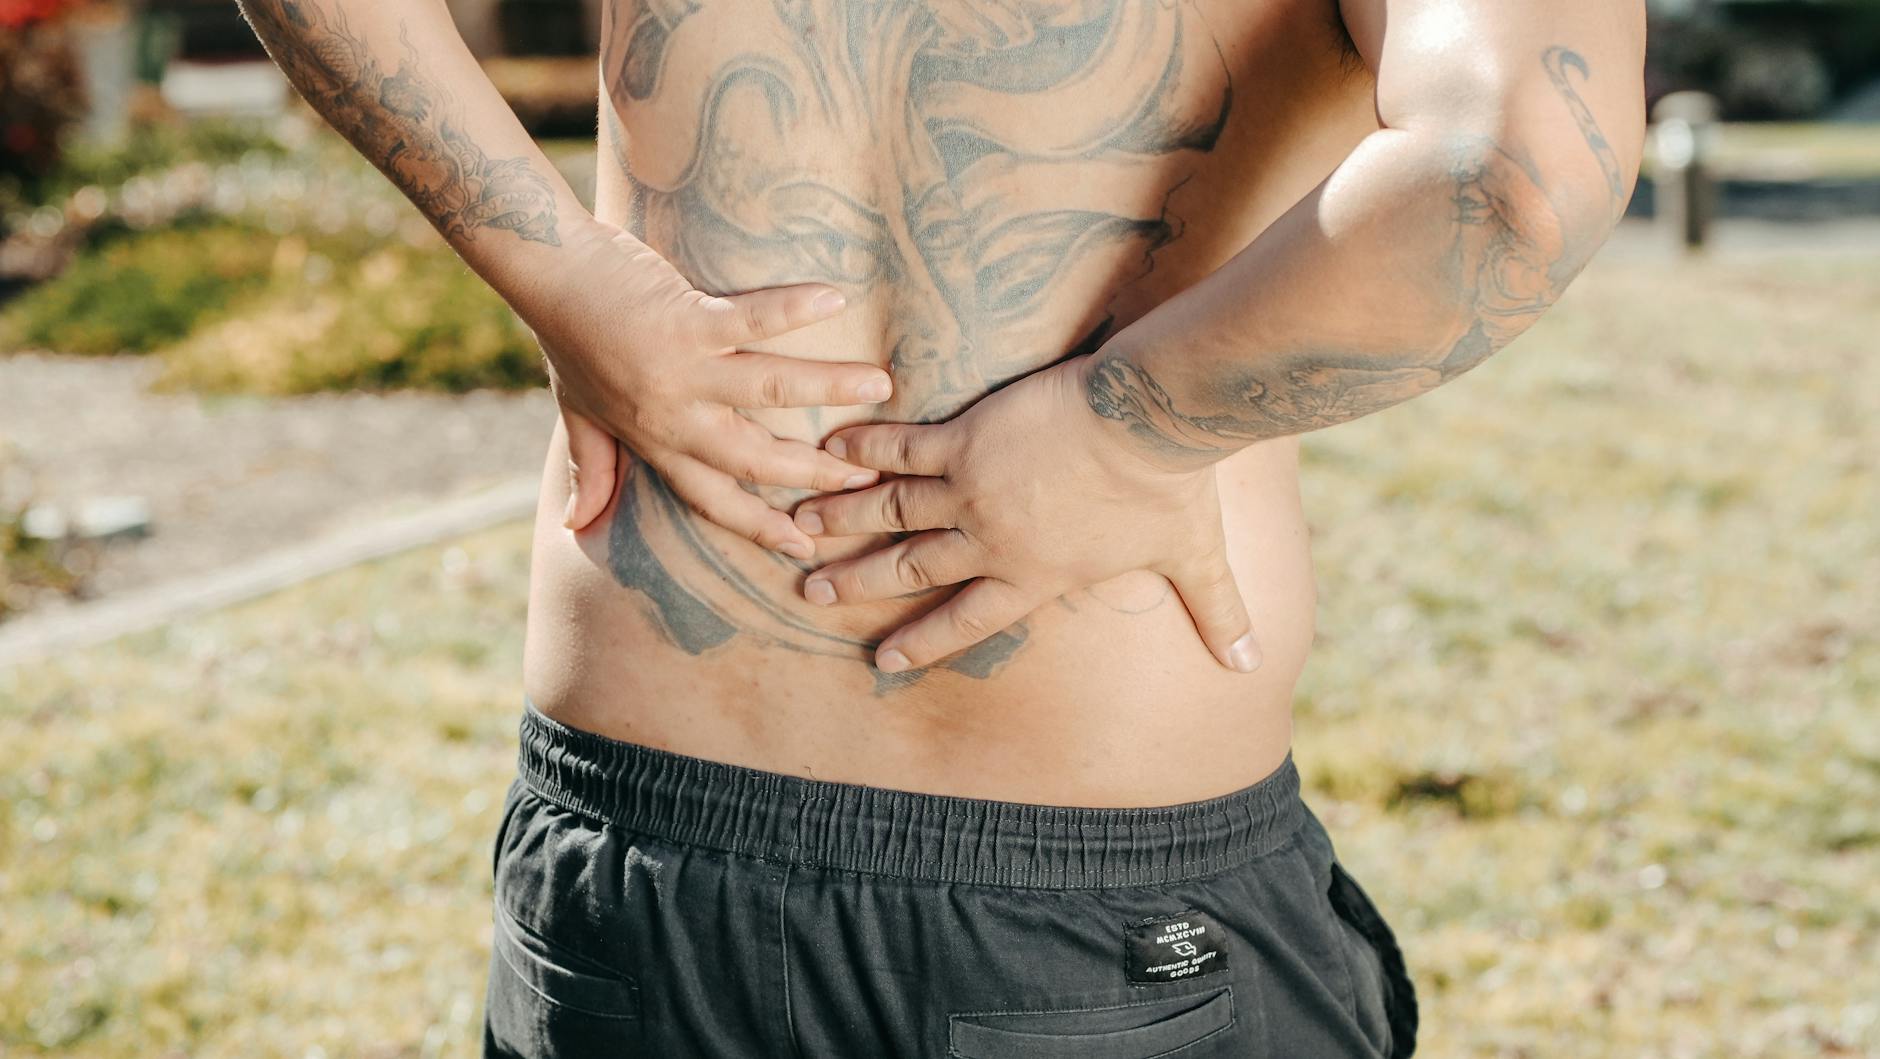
[47,117,286,202]
[1,216,544,393]
[0,223,283,355]
[157,237,544,395]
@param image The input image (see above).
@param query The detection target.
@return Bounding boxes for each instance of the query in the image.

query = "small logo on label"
[1125,910,1229,985]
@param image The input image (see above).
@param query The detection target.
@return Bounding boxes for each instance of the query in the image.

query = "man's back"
[523,0,1379,805]
[239,0,1637,1048]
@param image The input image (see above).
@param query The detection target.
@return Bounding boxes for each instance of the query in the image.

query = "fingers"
[657,453,815,559]
[710,352,892,409]
[873,579,1038,673]
[692,283,847,349]
[823,422,951,476]
[793,476,954,537]
[801,530,977,606]
[1164,551,1261,673]
[693,415,881,493]
[561,407,619,531]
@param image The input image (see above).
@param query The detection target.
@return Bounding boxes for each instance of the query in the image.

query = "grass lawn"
[1,248,1876,1056]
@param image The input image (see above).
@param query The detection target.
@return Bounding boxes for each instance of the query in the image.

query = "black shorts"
[484,704,1417,1058]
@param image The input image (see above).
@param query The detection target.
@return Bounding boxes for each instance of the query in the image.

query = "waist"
[524,430,1312,806]
[513,700,1307,887]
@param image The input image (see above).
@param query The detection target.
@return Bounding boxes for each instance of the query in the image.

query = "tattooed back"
[525,0,1379,805]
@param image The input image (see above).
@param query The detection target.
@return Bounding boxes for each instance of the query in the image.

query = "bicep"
[1337,0,1646,227]
[1336,0,1645,135]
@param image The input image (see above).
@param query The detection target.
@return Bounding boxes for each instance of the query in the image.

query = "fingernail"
[813,289,846,315]
[842,473,874,490]
[825,436,847,460]
[795,510,825,535]
[876,648,910,674]
[805,578,836,605]
[1227,634,1262,673]
[858,376,892,403]
[779,539,813,560]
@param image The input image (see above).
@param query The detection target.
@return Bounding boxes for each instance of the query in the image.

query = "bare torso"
[524,0,1380,806]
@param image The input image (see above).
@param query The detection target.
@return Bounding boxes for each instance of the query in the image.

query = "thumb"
[561,407,619,531]
[1167,550,1261,674]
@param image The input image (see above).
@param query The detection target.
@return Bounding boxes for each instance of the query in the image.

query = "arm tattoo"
[240,0,560,246]
[1542,45,1629,216]
[600,0,1231,685]
[1088,44,1626,457]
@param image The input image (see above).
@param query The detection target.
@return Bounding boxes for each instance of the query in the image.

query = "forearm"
[238,0,595,311]
[1088,39,1642,466]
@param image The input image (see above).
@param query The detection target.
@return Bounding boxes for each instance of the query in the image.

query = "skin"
[792,16,1647,673]
[244,0,1644,806]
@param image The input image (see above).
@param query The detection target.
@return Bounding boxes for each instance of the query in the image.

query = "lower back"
[523,0,1374,805]
[525,433,1314,806]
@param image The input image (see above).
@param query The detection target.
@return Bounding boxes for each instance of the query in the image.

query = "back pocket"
[949,987,1234,1059]
[490,904,640,1020]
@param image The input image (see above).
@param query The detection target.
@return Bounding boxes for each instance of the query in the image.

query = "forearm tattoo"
[1087,45,1630,462]
[240,0,560,246]
[600,0,1231,684]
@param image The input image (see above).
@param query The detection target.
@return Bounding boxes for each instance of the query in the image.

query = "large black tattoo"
[240,0,560,245]
[600,0,1231,683]
[1087,45,1625,460]
[604,0,1229,422]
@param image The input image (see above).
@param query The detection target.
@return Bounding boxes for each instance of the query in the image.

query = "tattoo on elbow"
[1439,43,1630,379]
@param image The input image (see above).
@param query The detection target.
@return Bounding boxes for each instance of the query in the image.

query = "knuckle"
[740,302,769,339]
[949,608,994,640]
[881,484,911,532]
[758,371,789,408]
[957,491,985,523]
[892,548,931,589]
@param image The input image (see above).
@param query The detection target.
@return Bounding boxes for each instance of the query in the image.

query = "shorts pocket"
[949,987,1233,1059]
[491,904,640,1020]
[1327,863,1418,1059]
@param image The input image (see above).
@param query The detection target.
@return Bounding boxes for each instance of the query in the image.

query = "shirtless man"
[240,0,1643,1054]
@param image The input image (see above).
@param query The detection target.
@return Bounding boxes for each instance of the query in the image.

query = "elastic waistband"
[516,703,1306,889]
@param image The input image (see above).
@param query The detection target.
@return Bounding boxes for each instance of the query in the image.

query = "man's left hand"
[791,356,1263,675]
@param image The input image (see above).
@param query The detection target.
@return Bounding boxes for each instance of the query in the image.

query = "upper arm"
[1337,0,1647,220]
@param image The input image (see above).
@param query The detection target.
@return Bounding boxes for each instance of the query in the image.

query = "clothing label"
[1125,910,1229,984]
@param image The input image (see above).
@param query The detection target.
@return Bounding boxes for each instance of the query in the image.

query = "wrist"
[475,211,613,324]
[1076,345,1238,475]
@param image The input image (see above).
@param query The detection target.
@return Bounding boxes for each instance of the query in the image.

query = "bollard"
[1651,91,1719,253]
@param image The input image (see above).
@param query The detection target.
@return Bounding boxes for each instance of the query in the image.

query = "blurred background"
[1,0,1876,1055]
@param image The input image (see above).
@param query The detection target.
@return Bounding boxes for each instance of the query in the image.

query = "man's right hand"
[526,222,892,558]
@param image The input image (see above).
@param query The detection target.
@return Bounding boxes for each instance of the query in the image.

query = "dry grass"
[1,248,1876,1057]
